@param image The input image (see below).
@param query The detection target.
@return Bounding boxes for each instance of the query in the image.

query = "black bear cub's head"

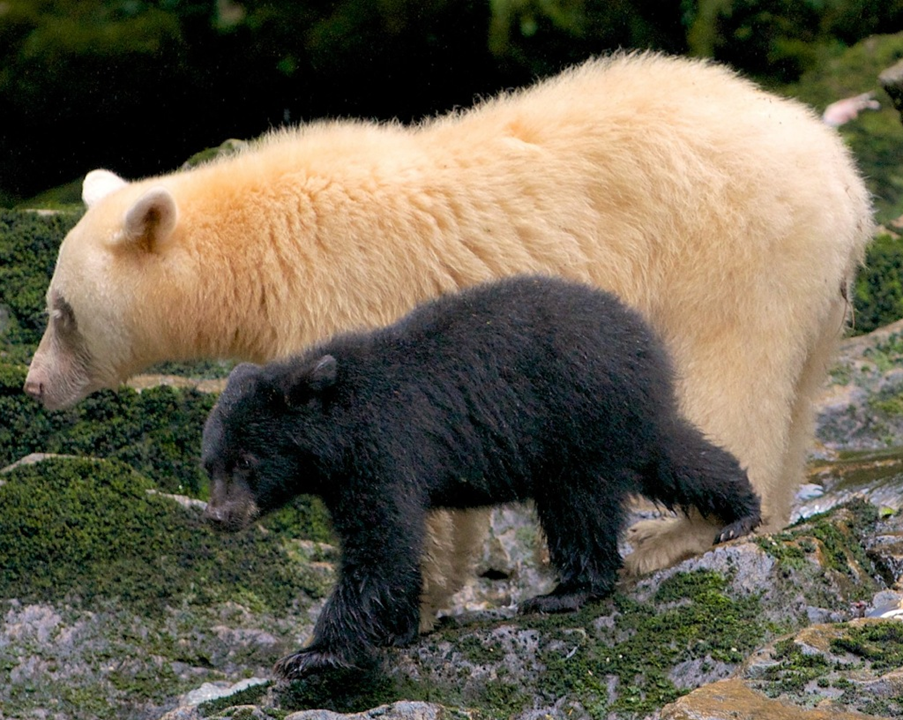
[201,355,338,532]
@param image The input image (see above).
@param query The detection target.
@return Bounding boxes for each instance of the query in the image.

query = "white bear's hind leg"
[771,297,847,532]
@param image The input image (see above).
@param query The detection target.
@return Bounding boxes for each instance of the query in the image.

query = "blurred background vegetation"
[1,0,902,202]
[4,1,903,328]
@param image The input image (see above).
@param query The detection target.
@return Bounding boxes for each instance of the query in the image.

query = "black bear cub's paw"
[714,513,761,545]
[519,582,612,615]
[274,645,376,680]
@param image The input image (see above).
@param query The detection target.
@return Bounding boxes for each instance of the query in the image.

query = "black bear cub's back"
[340,275,676,505]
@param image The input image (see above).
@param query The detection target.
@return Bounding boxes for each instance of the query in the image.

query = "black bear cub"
[201,275,760,679]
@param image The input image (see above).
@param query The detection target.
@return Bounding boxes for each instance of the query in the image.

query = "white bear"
[24,51,874,628]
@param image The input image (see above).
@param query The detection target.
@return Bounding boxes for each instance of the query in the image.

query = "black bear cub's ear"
[284,355,338,407]
[224,362,261,397]
[230,362,261,383]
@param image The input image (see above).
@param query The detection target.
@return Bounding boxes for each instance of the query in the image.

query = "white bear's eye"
[51,296,78,334]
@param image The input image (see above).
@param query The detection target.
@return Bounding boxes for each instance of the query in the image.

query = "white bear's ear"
[121,186,179,252]
[82,169,128,207]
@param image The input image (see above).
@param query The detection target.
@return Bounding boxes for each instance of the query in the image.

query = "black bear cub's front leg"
[274,506,424,680]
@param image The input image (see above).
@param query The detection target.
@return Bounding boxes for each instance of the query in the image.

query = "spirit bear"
[24,52,872,626]
[201,276,762,678]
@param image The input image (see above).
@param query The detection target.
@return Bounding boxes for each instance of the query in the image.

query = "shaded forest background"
[1,0,903,207]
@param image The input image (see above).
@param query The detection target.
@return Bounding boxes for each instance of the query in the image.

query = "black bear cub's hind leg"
[520,473,624,615]
[647,419,762,546]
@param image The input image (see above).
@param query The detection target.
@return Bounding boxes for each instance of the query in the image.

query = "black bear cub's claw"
[274,646,374,680]
[714,513,761,545]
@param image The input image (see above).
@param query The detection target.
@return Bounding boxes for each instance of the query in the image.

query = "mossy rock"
[0,361,217,495]
[743,619,903,717]
[0,455,332,612]
[272,569,770,718]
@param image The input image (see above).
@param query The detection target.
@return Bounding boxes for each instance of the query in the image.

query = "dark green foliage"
[0,362,215,495]
[686,0,903,83]
[0,208,80,357]
[0,457,330,612]
[855,233,903,333]
[830,621,903,673]
[19,0,899,206]
[781,32,903,226]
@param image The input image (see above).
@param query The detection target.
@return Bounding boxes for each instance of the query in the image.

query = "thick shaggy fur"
[25,52,873,623]
[201,276,761,678]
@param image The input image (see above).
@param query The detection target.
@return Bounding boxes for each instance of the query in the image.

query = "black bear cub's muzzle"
[203,502,257,532]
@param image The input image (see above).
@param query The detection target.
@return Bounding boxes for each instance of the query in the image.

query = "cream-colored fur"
[26,52,874,627]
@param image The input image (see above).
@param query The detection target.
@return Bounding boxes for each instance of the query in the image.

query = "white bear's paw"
[623,516,718,576]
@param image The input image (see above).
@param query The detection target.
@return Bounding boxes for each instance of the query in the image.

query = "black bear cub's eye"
[235,454,255,473]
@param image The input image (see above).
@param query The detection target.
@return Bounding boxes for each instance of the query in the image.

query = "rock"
[146,488,208,512]
[659,677,886,720]
[182,677,269,706]
[1,452,80,474]
[8,312,903,718]
[285,702,450,720]
[815,318,903,451]
[662,615,903,718]
[740,619,903,718]
[126,373,227,394]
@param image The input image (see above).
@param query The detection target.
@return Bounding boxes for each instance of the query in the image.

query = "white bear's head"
[24,169,181,410]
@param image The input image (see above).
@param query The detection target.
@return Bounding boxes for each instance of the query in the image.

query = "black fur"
[201,275,761,678]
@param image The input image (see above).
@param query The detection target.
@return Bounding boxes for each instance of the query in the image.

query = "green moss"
[0,361,216,494]
[862,330,903,371]
[870,392,903,416]
[751,621,903,716]
[0,360,335,551]
[830,621,903,673]
[0,456,330,613]
[274,569,771,718]
[763,637,833,696]
[277,669,414,715]
[528,572,768,716]
[759,501,880,610]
